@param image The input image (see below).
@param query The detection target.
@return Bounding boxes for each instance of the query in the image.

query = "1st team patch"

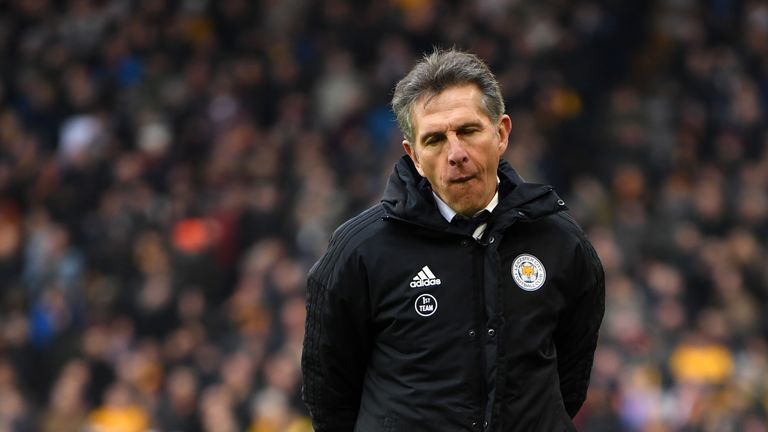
[414,293,437,317]
[511,254,546,291]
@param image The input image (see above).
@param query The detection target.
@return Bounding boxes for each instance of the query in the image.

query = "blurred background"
[0,0,767,431]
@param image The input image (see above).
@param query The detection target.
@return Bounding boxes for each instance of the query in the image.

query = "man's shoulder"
[330,203,387,247]
[308,204,386,282]
[526,210,590,246]
[551,211,587,236]
[542,211,601,265]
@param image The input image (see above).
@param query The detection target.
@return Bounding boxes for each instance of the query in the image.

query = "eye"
[458,126,480,135]
[423,134,445,146]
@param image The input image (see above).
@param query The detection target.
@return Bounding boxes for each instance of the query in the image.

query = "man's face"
[403,84,511,217]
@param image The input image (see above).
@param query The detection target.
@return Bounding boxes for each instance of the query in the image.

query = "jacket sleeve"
[554,232,605,417]
[301,239,373,432]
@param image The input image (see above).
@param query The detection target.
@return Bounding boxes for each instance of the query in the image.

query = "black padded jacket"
[302,156,605,432]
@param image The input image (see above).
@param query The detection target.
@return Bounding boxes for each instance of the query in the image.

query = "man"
[302,49,605,431]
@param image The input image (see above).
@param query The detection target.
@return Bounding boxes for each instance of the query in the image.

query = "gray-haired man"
[302,49,605,431]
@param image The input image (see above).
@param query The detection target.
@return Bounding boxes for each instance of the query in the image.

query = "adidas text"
[410,278,442,288]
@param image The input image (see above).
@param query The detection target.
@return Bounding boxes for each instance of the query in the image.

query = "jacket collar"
[381,155,565,230]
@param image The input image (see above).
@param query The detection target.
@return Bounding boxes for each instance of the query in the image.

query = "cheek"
[417,151,440,176]
[415,163,427,177]
[421,161,439,180]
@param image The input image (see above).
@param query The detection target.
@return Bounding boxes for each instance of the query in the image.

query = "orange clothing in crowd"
[669,343,734,385]
[86,405,151,432]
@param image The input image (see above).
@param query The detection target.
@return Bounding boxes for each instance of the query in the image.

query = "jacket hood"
[381,155,565,229]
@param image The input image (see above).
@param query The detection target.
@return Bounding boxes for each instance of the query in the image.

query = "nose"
[447,133,469,166]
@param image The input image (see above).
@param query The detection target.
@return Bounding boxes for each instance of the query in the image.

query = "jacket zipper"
[473,238,488,429]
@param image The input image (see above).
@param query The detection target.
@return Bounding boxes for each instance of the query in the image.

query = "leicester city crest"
[511,254,546,291]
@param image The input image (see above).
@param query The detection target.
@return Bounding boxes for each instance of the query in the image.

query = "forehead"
[412,85,489,134]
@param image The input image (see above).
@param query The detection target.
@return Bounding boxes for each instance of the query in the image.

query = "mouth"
[449,175,474,184]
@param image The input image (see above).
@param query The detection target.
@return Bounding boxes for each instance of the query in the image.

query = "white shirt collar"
[432,178,500,222]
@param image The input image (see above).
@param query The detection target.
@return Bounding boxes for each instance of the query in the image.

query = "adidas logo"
[410,266,442,288]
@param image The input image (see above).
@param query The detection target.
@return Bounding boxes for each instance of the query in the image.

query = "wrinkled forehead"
[410,85,491,134]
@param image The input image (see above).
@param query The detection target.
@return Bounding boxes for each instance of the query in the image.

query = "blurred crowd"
[0,0,766,431]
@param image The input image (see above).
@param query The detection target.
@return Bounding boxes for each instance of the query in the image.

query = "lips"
[450,175,474,184]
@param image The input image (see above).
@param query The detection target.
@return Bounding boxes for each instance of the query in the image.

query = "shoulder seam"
[554,211,586,236]
[313,205,384,284]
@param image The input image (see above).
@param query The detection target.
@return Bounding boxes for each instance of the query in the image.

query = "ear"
[403,140,426,177]
[497,114,512,155]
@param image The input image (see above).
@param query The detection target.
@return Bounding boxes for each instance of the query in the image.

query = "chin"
[449,201,482,216]
[446,191,485,213]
